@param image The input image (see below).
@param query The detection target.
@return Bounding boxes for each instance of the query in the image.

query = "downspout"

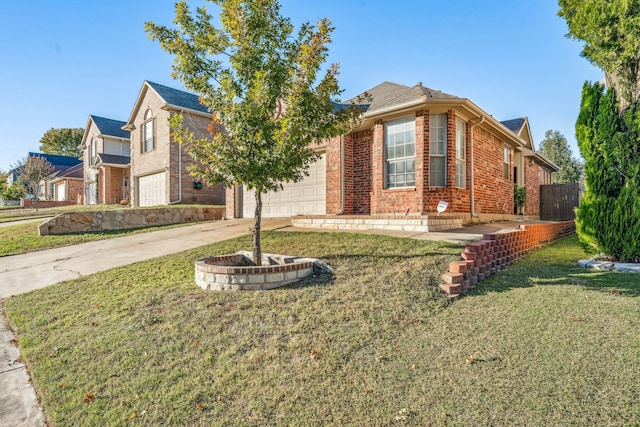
[468,116,485,218]
[169,111,183,204]
[336,135,345,215]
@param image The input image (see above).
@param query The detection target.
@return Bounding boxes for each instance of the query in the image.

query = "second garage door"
[243,154,326,218]
[137,172,166,207]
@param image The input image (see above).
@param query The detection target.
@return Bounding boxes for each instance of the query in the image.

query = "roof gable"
[91,116,129,139]
[500,117,534,150]
[348,81,457,114]
[124,81,210,129]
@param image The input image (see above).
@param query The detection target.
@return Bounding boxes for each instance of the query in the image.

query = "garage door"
[137,172,166,207]
[243,154,326,218]
[56,182,66,201]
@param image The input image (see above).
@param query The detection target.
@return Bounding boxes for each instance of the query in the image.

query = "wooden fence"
[539,183,581,221]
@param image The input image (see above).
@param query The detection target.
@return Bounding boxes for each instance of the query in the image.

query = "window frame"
[455,118,466,189]
[384,117,416,189]
[142,109,155,153]
[429,113,447,187]
[503,146,510,180]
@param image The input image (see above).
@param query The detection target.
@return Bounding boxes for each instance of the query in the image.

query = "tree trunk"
[253,191,262,266]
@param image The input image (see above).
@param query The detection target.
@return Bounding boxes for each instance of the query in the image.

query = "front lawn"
[4,232,640,426]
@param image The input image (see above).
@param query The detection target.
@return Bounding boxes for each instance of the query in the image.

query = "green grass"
[4,233,640,426]
[0,205,125,223]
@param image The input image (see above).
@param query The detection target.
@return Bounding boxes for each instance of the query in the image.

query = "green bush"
[575,82,640,260]
[1,183,26,201]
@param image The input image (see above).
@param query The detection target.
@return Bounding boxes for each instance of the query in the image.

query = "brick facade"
[128,85,225,207]
[326,108,527,218]
[524,159,543,216]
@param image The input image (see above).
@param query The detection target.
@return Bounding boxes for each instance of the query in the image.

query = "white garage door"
[56,182,66,201]
[243,154,326,218]
[137,172,166,207]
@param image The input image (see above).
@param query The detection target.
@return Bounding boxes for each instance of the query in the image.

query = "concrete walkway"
[0,216,539,426]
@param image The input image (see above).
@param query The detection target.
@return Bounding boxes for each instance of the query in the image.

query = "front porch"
[291,214,464,232]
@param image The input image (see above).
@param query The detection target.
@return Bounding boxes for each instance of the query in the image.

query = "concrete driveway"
[0,218,291,298]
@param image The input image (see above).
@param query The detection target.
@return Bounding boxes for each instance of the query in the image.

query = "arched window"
[142,109,154,152]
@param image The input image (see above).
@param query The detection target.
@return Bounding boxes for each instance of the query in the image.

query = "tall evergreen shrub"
[575,82,640,260]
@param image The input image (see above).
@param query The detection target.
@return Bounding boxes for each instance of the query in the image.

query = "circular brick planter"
[195,251,321,290]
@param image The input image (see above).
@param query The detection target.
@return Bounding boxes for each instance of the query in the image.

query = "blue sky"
[0,0,601,173]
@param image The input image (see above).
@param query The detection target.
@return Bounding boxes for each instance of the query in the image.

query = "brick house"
[27,152,83,201]
[226,81,558,221]
[79,115,131,205]
[50,162,84,203]
[123,81,225,207]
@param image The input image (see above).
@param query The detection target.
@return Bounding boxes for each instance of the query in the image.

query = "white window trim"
[429,113,447,188]
[455,118,466,189]
[142,109,155,153]
[384,117,416,189]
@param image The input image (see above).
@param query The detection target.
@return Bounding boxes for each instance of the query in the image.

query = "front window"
[455,118,466,188]
[90,137,96,165]
[142,109,154,152]
[385,117,416,188]
[503,146,510,180]
[430,113,447,187]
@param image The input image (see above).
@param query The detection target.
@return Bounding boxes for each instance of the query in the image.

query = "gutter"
[469,116,486,218]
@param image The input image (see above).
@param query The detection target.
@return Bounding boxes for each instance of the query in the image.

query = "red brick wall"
[67,179,84,204]
[371,114,424,215]
[525,160,542,216]
[326,136,341,214]
[326,109,520,217]
[471,127,514,215]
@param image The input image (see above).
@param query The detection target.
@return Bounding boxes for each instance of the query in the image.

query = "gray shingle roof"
[55,162,84,179]
[500,118,525,134]
[347,81,457,114]
[91,116,129,139]
[28,152,82,172]
[96,154,130,166]
[146,81,209,113]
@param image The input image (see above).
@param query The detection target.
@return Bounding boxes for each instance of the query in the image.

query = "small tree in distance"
[145,0,364,265]
[538,130,582,183]
[39,128,84,158]
[24,156,54,211]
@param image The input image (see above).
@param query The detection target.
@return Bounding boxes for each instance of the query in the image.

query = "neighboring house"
[50,162,84,203]
[122,81,225,207]
[79,115,131,205]
[226,81,558,220]
[28,152,83,200]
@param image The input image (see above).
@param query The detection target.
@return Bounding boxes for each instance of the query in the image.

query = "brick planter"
[195,251,329,291]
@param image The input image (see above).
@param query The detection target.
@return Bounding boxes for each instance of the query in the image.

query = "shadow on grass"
[469,235,640,297]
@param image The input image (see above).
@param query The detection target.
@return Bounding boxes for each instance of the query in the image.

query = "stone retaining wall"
[292,215,463,232]
[38,207,225,235]
[439,221,576,298]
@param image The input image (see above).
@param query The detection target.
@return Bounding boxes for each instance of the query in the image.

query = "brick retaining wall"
[439,221,576,298]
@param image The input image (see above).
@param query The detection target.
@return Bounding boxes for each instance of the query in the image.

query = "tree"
[1,184,27,201]
[558,0,640,105]
[538,130,582,183]
[39,127,84,158]
[574,82,640,260]
[23,155,54,211]
[145,0,362,265]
